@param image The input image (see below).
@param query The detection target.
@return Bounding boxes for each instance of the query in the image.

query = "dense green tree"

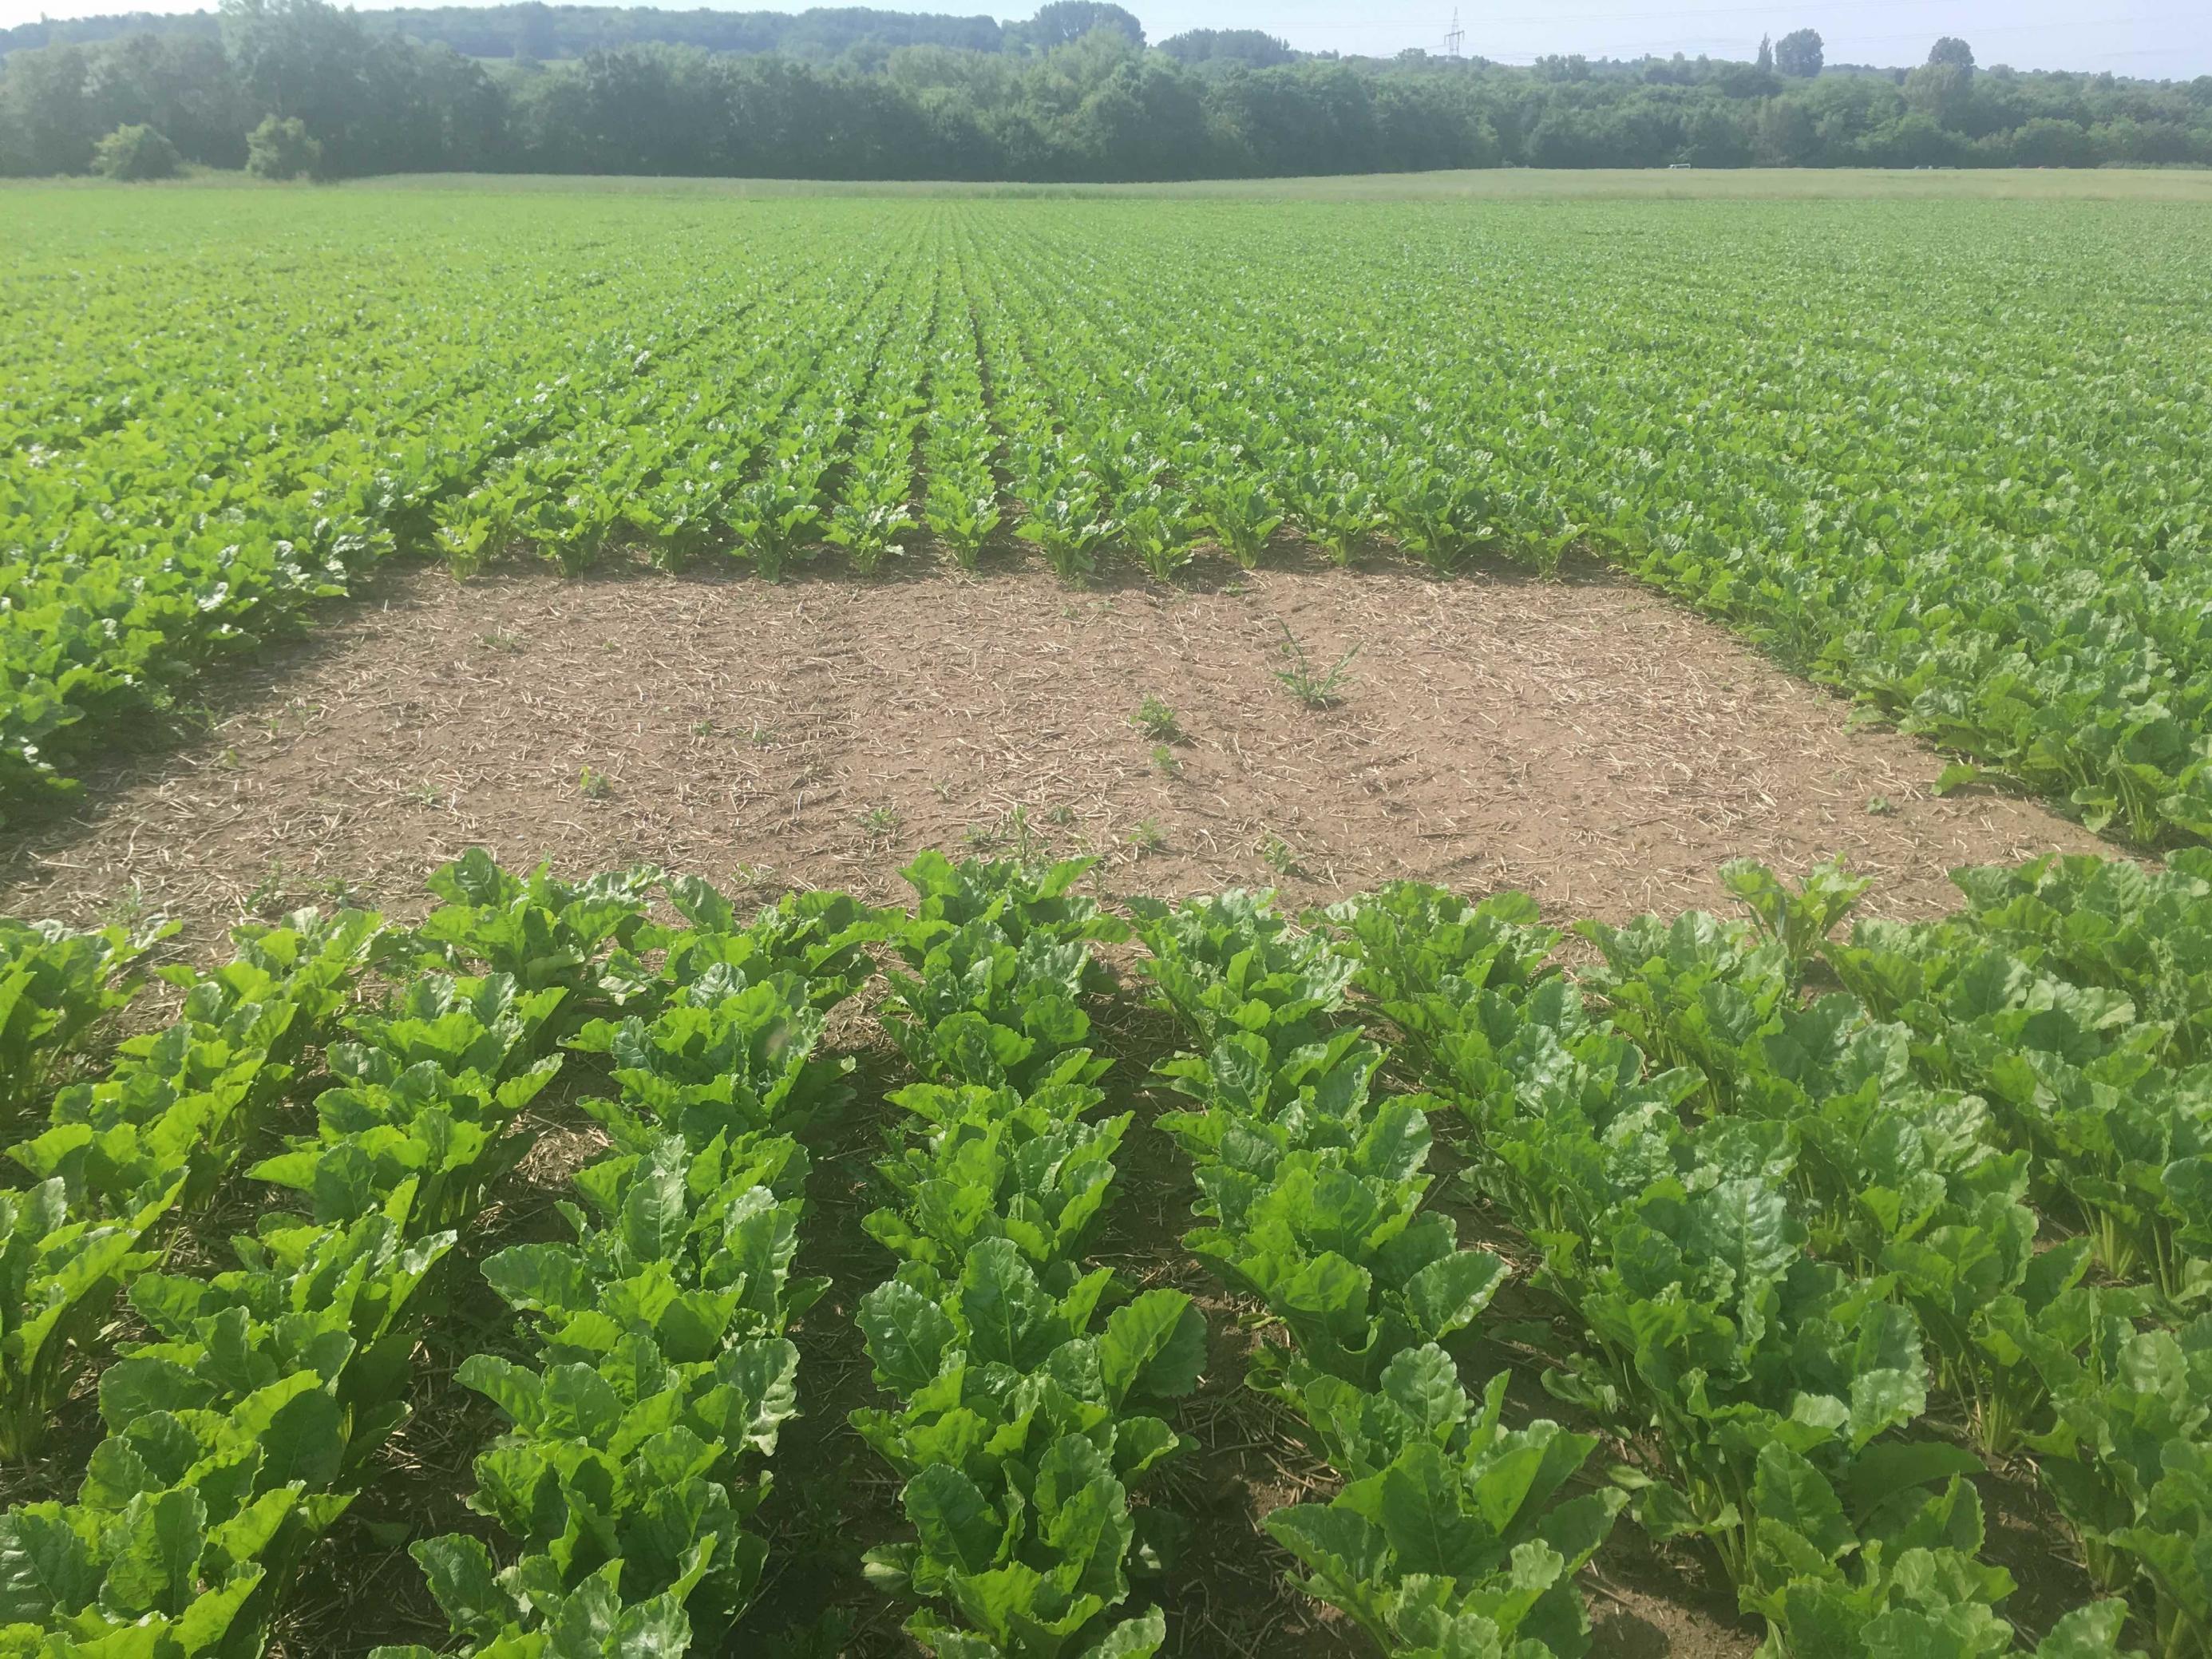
[2009,114,2095,166]
[1905,60,1976,129]
[1011,2,1142,53]
[0,43,97,174]
[91,119,177,175]
[4,4,2206,182]
[244,109,319,174]
[1866,109,1957,166]
[1928,37,1976,71]
[81,34,244,164]
[1752,93,1817,164]
[1156,30,1293,69]
[1774,29,1822,78]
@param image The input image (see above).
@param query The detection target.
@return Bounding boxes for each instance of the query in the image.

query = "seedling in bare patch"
[1258,832,1302,877]
[1152,745,1181,778]
[964,806,1043,861]
[1867,795,1897,816]
[477,629,524,655]
[102,884,152,932]
[1272,622,1358,709]
[1131,695,1182,742]
[1000,805,1045,860]
[1127,818,1167,856]
[1045,804,1076,826]
[404,778,441,806]
[750,722,776,747]
[859,804,904,841]
[691,719,715,736]
[932,779,957,802]
[244,859,288,920]
[578,766,612,800]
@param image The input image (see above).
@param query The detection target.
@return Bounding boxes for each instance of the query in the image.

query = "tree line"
[3,0,2208,181]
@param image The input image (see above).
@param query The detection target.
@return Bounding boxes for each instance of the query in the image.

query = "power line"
[1247,2,2200,67]
[1256,0,2186,31]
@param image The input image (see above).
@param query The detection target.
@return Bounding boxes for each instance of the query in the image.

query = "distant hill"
[1,9,222,58]
[0,4,1012,63]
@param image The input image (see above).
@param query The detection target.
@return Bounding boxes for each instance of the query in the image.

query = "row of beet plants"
[1127,889,1623,1657]
[919,246,1005,571]
[585,242,920,582]
[1,905,387,1463]
[1318,877,2147,1656]
[0,933,560,1649]
[960,230,1131,586]
[853,853,1204,1657]
[819,226,939,578]
[373,859,893,1655]
[0,849,705,1651]
[1569,857,2212,1657]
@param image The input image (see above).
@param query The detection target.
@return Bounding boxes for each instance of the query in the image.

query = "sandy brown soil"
[0,551,2113,952]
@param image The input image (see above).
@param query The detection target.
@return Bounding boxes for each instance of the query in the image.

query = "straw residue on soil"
[0,557,2112,949]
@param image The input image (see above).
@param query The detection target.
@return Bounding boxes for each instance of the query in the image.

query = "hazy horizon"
[4,0,2208,80]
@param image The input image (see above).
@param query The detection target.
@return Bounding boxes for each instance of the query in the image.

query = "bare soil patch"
[0,556,2109,952]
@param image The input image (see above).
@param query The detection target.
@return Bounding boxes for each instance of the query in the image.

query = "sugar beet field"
[2,180,2210,1659]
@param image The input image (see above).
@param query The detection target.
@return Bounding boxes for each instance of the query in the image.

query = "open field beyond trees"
[2,176,2210,1659]
[338,167,2212,201]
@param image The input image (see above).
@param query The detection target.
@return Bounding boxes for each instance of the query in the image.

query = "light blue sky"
[4,0,2206,77]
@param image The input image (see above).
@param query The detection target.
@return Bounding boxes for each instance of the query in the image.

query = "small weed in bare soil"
[244,857,289,918]
[1131,695,1184,742]
[100,883,154,932]
[964,804,1047,861]
[576,764,612,799]
[312,872,360,908]
[1152,744,1181,778]
[1257,832,1301,877]
[1271,621,1358,708]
